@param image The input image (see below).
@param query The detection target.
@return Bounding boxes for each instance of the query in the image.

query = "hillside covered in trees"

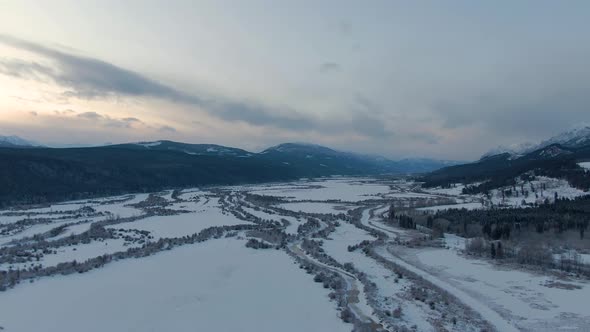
[421,144,590,193]
[0,141,449,207]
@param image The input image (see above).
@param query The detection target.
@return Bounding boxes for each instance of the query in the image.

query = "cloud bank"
[0,34,390,140]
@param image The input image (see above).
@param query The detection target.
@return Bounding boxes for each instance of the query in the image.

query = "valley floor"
[0,177,588,331]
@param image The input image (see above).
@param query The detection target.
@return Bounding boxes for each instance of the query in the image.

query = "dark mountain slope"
[111,140,253,157]
[0,135,41,148]
[421,144,590,193]
[257,143,401,174]
[0,141,463,207]
[0,147,291,207]
[258,143,458,174]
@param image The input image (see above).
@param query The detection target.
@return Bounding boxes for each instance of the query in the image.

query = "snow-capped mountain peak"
[481,142,537,159]
[261,142,339,155]
[0,135,41,148]
[539,125,590,148]
[482,125,590,159]
[135,141,163,148]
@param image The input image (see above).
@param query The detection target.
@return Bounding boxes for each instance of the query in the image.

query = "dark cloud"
[407,132,440,145]
[209,101,315,131]
[0,59,54,81]
[338,21,352,36]
[319,62,341,73]
[0,34,323,133]
[159,125,177,133]
[0,34,398,140]
[122,117,142,123]
[352,113,393,138]
[349,94,395,138]
[432,45,590,141]
[73,111,145,129]
[0,34,198,102]
[436,86,590,138]
[354,94,382,114]
[77,111,103,120]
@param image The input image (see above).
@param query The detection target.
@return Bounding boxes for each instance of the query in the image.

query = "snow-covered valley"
[0,177,588,331]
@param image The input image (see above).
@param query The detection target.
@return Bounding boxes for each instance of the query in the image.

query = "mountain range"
[422,126,590,193]
[482,125,590,159]
[0,136,460,173]
[3,124,589,207]
[0,137,460,207]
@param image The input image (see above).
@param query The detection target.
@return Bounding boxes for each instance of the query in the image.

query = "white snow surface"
[488,176,587,207]
[388,243,590,331]
[2,238,137,270]
[379,246,520,332]
[136,141,162,147]
[323,223,435,331]
[2,177,590,331]
[0,238,348,332]
[421,183,468,196]
[108,203,246,240]
[279,202,352,214]
[246,178,390,202]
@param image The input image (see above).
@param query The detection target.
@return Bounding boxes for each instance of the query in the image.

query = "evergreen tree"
[388,205,395,220]
[491,242,496,259]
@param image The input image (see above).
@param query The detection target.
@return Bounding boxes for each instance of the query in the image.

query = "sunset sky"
[1,0,589,159]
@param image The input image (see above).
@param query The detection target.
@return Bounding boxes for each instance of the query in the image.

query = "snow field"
[1,238,139,270]
[248,178,391,202]
[0,238,349,332]
[279,202,353,214]
[390,244,590,331]
[2,175,589,331]
[107,201,248,240]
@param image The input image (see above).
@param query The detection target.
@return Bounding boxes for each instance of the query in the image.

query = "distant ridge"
[482,125,590,159]
[422,142,590,194]
[0,135,42,148]
[0,140,459,207]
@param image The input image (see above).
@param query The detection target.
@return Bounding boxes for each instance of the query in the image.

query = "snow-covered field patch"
[108,209,246,240]
[279,202,352,214]
[248,178,390,202]
[2,238,137,270]
[486,176,587,207]
[421,184,467,196]
[392,245,590,331]
[0,238,348,332]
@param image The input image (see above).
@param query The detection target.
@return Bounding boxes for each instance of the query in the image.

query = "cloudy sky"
[1,0,589,160]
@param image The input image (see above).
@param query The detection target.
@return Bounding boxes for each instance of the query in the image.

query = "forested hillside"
[421,144,590,193]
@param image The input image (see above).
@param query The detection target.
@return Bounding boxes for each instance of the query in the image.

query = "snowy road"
[361,206,520,332]
[381,247,520,332]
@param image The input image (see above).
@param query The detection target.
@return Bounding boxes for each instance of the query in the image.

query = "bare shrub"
[392,306,402,318]
[465,237,486,255]
[516,244,553,268]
